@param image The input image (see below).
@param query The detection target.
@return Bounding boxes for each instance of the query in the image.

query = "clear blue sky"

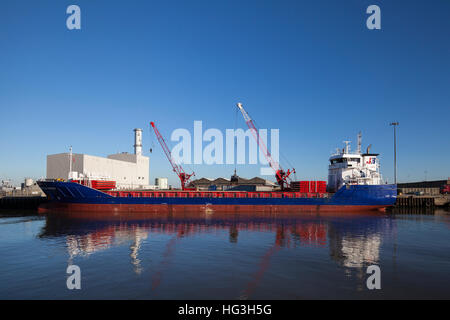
[1,0,449,186]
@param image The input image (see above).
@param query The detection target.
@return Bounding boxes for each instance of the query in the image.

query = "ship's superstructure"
[327,132,382,193]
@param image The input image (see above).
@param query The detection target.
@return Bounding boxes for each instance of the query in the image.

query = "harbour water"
[0,209,449,299]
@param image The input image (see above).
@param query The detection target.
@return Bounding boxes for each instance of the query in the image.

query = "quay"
[395,195,450,208]
[395,179,450,208]
[0,196,47,210]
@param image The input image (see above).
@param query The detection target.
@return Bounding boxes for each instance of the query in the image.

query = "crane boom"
[150,122,195,190]
[236,103,295,190]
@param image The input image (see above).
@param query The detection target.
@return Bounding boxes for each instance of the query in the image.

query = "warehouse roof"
[188,176,275,187]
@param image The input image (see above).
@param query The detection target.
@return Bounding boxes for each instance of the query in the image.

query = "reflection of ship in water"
[329,231,381,268]
[328,217,396,279]
[64,226,149,274]
[39,211,334,249]
[39,211,396,278]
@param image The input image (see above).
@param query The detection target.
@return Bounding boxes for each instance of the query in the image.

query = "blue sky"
[1,0,449,186]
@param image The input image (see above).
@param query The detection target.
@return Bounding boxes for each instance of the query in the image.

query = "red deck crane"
[236,103,295,190]
[150,122,195,190]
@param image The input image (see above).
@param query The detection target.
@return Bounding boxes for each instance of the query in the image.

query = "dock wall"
[0,196,47,210]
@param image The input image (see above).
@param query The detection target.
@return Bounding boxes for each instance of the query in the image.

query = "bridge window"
[330,158,344,164]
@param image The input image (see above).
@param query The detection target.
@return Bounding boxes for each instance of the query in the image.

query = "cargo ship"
[37,103,397,213]
[37,180,396,213]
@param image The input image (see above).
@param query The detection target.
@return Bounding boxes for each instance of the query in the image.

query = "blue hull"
[37,181,397,212]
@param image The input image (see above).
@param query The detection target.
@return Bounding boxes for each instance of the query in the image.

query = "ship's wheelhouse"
[329,156,361,167]
[327,135,383,193]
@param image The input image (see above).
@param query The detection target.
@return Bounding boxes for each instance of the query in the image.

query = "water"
[0,209,449,299]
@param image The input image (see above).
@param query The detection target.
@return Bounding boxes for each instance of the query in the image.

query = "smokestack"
[134,128,143,155]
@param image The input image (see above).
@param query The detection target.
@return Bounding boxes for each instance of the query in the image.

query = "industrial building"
[188,175,276,191]
[1,178,45,198]
[155,178,169,190]
[46,129,150,189]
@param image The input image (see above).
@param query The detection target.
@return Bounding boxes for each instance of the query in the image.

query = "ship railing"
[345,177,377,185]
[104,190,329,199]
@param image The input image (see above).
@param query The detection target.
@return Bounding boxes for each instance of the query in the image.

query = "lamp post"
[390,122,399,184]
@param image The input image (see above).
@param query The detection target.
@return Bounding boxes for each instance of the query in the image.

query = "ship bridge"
[327,133,382,192]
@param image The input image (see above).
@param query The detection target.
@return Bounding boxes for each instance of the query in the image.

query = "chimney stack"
[134,128,143,155]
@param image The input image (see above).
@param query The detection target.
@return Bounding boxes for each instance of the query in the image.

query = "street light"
[390,122,399,184]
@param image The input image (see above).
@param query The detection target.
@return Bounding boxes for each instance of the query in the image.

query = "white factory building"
[155,177,169,190]
[46,129,151,189]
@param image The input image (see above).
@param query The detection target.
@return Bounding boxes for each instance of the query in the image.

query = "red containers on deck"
[91,180,116,190]
[300,181,309,193]
[72,180,116,190]
[291,181,327,193]
[317,181,327,193]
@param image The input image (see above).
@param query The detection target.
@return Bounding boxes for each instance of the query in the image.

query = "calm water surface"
[0,209,449,299]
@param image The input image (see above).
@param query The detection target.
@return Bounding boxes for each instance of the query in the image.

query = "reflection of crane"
[241,243,280,299]
[151,224,187,291]
[241,223,328,298]
[241,226,285,299]
[151,236,178,291]
[150,121,195,190]
[236,103,295,190]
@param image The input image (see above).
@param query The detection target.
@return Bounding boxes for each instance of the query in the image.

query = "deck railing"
[104,190,329,199]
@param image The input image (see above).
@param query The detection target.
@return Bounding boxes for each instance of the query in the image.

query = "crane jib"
[236,103,295,190]
[150,121,195,190]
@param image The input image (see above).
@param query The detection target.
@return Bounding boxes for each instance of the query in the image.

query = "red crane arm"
[245,115,279,175]
[236,103,295,189]
[150,122,194,190]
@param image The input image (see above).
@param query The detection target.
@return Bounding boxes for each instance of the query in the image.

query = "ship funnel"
[134,128,143,155]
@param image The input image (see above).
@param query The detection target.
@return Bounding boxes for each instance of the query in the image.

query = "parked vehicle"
[440,184,450,194]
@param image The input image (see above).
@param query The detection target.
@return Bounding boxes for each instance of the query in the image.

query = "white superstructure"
[46,129,150,189]
[327,132,382,192]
